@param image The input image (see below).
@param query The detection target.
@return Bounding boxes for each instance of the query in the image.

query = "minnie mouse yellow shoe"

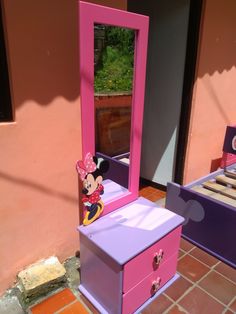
[83,200,104,226]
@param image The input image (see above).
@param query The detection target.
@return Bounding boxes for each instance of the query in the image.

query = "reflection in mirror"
[94,24,135,203]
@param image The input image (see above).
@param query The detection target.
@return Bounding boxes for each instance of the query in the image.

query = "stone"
[63,256,80,296]
[18,256,66,299]
[0,295,25,314]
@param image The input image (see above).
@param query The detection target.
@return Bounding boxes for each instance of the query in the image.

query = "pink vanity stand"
[78,196,184,314]
[78,3,184,312]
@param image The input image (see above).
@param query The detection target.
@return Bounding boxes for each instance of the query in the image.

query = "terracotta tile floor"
[29,185,236,314]
[139,184,166,201]
[30,288,89,314]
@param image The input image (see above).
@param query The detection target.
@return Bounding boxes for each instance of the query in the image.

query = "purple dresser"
[78,197,184,313]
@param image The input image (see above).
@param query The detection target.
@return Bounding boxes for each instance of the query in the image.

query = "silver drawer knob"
[152,277,161,293]
[154,249,164,266]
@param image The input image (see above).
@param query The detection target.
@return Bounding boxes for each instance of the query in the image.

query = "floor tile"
[58,300,89,314]
[139,190,152,197]
[180,238,195,252]
[139,186,166,201]
[155,197,166,207]
[148,186,161,193]
[152,190,166,197]
[142,294,173,314]
[167,304,188,313]
[80,295,100,314]
[177,255,210,282]
[139,186,158,194]
[189,247,219,267]
[178,250,185,260]
[214,262,236,283]
[229,298,236,312]
[146,194,163,202]
[179,287,224,314]
[199,270,236,305]
[31,289,76,314]
[164,276,192,302]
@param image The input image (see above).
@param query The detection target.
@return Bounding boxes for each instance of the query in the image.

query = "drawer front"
[122,252,178,314]
[123,226,181,292]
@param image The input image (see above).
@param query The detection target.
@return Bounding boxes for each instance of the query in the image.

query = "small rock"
[18,256,66,299]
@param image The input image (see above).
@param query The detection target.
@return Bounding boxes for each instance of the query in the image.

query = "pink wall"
[0,0,81,295]
[183,0,236,183]
[0,0,126,296]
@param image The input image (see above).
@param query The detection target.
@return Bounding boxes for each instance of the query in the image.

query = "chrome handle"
[154,249,164,266]
[152,277,161,293]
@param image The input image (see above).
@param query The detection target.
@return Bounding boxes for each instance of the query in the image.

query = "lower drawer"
[122,252,178,314]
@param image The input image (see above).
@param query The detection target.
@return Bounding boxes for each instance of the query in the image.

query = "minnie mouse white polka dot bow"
[76,152,97,181]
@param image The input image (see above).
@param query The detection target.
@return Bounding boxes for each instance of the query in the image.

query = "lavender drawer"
[123,226,181,293]
[122,252,178,314]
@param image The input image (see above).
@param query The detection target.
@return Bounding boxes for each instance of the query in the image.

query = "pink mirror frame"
[79,1,149,216]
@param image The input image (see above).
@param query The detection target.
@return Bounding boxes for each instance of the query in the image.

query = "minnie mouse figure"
[76,152,109,225]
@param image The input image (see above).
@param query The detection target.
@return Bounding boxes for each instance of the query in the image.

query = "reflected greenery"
[94,25,134,93]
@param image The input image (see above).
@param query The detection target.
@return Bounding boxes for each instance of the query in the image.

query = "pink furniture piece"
[79,1,149,216]
[220,125,236,168]
[79,198,183,313]
[78,2,184,313]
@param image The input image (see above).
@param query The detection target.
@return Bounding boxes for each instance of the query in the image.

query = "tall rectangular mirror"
[79,1,149,216]
[94,24,134,202]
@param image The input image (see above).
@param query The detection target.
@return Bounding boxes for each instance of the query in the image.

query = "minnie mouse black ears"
[93,156,109,174]
[99,159,109,173]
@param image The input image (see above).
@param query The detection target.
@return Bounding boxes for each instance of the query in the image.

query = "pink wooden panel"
[79,1,149,216]
[123,226,181,293]
[220,152,236,168]
[122,252,178,314]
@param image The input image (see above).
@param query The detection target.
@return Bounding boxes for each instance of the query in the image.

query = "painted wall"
[128,0,190,186]
[0,0,81,295]
[183,0,236,183]
[0,0,126,296]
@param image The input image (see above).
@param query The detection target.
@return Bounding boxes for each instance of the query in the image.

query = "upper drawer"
[123,225,181,292]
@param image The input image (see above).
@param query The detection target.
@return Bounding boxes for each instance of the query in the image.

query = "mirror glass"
[94,24,135,203]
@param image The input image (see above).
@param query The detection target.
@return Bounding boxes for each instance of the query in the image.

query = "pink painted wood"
[220,152,236,168]
[122,252,178,314]
[123,226,182,293]
[79,1,149,217]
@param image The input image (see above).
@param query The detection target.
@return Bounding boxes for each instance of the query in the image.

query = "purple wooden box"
[166,164,236,268]
[78,197,184,313]
[166,126,236,268]
[96,152,129,189]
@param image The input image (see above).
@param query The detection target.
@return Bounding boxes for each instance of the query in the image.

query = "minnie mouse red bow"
[76,152,97,181]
